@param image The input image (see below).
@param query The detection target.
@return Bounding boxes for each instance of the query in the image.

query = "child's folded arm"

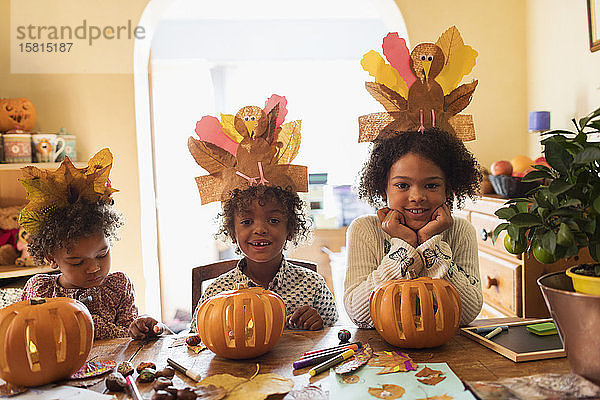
[344,216,423,328]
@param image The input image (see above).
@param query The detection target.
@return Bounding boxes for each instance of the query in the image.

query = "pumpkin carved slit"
[49,309,67,362]
[74,311,88,355]
[243,300,255,347]
[0,312,16,373]
[25,321,41,372]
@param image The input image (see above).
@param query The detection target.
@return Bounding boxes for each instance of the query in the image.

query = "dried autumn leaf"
[334,344,373,374]
[194,384,227,400]
[188,136,237,173]
[198,373,293,400]
[342,375,360,384]
[368,384,405,399]
[415,367,443,378]
[416,394,453,400]
[417,376,446,385]
[365,82,408,112]
[198,374,247,392]
[287,384,327,400]
[273,120,301,164]
[443,80,478,116]
[368,351,417,374]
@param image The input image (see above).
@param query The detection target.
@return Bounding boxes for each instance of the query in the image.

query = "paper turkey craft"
[359,26,478,142]
[188,95,308,204]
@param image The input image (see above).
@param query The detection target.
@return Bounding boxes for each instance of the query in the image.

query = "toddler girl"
[344,128,483,327]
[19,149,139,340]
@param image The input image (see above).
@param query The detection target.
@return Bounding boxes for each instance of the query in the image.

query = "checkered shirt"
[191,258,338,332]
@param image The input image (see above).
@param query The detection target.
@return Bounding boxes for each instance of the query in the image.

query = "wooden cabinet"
[462,195,593,318]
[0,162,82,282]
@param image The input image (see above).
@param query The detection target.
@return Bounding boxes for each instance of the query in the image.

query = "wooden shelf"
[0,161,86,171]
[0,264,56,279]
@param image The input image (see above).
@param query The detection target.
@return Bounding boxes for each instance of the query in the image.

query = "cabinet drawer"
[479,251,522,317]
[471,211,515,257]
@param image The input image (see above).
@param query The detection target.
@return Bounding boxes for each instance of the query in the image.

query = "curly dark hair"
[358,128,482,209]
[26,201,124,265]
[218,185,311,249]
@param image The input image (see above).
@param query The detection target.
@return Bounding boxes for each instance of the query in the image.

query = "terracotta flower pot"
[538,271,600,385]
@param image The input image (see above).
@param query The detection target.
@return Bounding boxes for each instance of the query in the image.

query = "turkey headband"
[359,26,478,142]
[18,149,118,235]
[188,94,308,204]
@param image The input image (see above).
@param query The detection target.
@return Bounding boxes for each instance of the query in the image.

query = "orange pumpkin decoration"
[196,283,285,359]
[0,98,37,132]
[369,278,461,348]
[0,297,93,387]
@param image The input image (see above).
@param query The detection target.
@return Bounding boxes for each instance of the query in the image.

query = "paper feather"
[264,94,288,129]
[435,26,478,95]
[195,116,239,156]
[220,114,245,143]
[361,50,408,99]
[382,33,416,89]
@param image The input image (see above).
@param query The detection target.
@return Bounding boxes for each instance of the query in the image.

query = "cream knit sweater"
[343,214,483,328]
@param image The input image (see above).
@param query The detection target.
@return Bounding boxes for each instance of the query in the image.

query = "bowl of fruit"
[488,156,542,198]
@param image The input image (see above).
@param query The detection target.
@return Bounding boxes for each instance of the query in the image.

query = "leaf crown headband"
[18,148,118,235]
[359,26,478,142]
[188,94,308,204]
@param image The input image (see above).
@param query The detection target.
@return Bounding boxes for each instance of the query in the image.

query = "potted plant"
[492,105,600,384]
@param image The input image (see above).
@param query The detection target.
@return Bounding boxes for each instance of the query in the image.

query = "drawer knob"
[480,228,490,241]
[485,275,498,289]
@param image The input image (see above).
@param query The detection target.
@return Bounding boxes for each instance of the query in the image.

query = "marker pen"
[308,349,355,376]
[167,358,202,381]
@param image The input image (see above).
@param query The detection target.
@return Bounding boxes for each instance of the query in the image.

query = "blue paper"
[329,362,476,400]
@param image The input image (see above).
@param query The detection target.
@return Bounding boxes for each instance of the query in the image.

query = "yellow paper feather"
[435,26,478,95]
[220,114,245,143]
[361,50,408,99]
[273,120,301,164]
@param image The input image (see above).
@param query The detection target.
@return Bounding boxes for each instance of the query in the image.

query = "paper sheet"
[329,362,475,400]
[2,385,114,400]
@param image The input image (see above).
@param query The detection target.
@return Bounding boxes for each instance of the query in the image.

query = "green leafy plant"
[493,106,600,268]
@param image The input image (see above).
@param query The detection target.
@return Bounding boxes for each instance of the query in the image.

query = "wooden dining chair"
[191,258,317,314]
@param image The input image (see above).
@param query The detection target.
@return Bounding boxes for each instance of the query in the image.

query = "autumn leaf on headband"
[334,344,373,374]
[18,149,118,234]
[287,384,327,400]
[368,384,405,399]
[273,119,301,164]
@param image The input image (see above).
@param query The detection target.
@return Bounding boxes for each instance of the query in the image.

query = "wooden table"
[81,320,570,399]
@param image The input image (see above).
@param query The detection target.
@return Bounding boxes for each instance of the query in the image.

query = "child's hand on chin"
[287,305,324,331]
[377,207,418,248]
[417,203,453,244]
[129,316,168,340]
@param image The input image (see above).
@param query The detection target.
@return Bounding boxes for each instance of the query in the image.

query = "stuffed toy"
[0,205,23,265]
[15,227,35,267]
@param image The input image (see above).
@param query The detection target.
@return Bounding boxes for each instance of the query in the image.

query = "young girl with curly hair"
[19,150,141,340]
[344,128,484,328]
